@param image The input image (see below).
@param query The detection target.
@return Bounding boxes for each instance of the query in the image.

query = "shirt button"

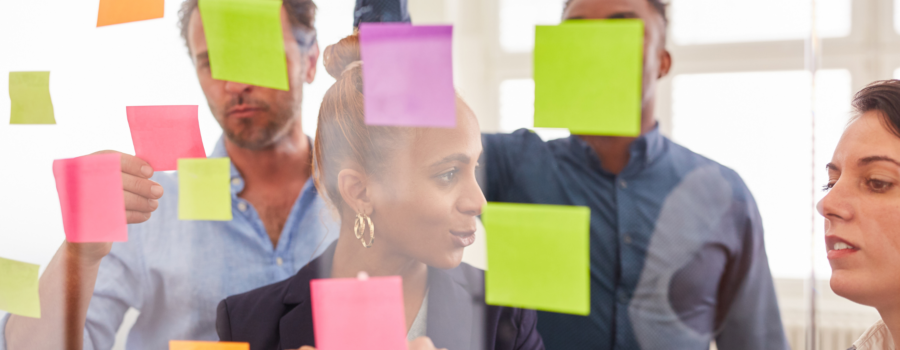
[623,234,633,245]
[231,178,242,186]
[619,180,628,189]
[276,257,284,266]
[238,202,248,212]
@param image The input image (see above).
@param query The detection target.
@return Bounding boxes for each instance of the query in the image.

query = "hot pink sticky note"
[310,276,407,350]
[359,23,456,128]
[52,153,128,243]
[127,105,206,171]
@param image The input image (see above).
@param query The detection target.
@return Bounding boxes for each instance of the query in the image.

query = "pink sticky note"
[310,276,407,350]
[359,23,455,128]
[52,153,128,243]
[127,105,206,171]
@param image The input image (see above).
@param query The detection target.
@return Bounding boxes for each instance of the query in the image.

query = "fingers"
[122,173,163,201]
[117,152,154,179]
[124,191,158,213]
[408,336,442,350]
[126,210,151,224]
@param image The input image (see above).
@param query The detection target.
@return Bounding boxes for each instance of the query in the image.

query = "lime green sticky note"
[9,71,55,124]
[534,19,643,136]
[483,202,590,315]
[178,158,233,221]
[0,257,41,318]
[199,0,289,91]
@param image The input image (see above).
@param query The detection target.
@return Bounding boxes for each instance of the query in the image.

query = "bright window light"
[499,0,564,53]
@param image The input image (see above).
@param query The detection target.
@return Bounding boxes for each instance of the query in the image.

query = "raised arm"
[3,152,162,350]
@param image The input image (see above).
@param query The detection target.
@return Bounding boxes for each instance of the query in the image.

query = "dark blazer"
[217,243,545,350]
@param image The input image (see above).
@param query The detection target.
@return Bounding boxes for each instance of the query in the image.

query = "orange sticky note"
[97,0,165,27]
[169,340,249,350]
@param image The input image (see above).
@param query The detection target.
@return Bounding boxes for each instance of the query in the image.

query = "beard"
[214,93,299,151]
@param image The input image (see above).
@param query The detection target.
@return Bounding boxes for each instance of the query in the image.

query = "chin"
[426,251,464,270]
[830,269,876,307]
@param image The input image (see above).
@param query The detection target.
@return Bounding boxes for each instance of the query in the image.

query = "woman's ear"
[337,168,372,216]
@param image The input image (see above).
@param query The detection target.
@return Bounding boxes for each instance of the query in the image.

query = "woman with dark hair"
[214,34,545,350]
[819,80,900,350]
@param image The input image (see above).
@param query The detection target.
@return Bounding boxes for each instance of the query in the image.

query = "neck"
[331,222,429,330]
[224,122,311,190]
[576,115,657,175]
[878,305,900,348]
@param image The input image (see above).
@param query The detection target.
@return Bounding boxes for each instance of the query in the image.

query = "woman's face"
[367,101,486,269]
[818,110,900,308]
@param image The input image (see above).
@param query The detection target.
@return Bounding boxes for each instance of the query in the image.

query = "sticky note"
[127,105,206,171]
[483,202,590,315]
[96,0,164,27]
[0,257,40,318]
[178,158,232,221]
[310,276,407,350]
[533,19,644,136]
[53,153,128,243]
[359,23,455,128]
[9,71,55,124]
[198,0,289,90]
[169,341,249,350]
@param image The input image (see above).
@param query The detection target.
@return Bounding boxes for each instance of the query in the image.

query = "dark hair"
[851,80,900,138]
[177,0,318,55]
[564,0,668,26]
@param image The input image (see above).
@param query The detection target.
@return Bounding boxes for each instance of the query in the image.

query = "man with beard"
[1,0,361,348]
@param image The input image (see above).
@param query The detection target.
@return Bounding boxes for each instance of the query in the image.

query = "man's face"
[563,0,671,123]
[187,8,319,150]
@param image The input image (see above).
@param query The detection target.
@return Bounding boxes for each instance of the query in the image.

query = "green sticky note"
[483,202,590,315]
[9,71,55,124]
[534,19,643,136]
[178,158,233,221]
[0,257,41,318]
[199,0,289,91]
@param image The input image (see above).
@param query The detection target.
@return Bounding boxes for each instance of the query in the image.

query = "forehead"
[564,0,655,19]
[409,103,482,163]
[187,7,293,56]
[834,111,900,165]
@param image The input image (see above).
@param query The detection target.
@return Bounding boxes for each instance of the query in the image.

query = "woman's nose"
[818,181,853,222]
[458,177,486,217]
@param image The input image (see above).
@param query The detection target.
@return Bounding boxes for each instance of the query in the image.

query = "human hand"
[91,150,164,224]
[287,337,445,350]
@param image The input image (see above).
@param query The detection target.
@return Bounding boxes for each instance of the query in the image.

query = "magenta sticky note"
[52,153,128,243]
[310,276,407,350]
[127,105,206,171]
[359,23,456,128]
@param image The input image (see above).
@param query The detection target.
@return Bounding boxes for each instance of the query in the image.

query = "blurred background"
[2,0,898,349]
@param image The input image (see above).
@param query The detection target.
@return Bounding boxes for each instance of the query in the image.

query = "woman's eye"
[437,169,458,182]
[822,182,835,192]
[867,178,893,193]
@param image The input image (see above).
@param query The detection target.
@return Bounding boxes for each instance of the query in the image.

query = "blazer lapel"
[425,266,486,350]
[279,243,337,349]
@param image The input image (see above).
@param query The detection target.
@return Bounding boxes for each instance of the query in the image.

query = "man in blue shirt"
[482,0,789,349]
[2,1,341,348]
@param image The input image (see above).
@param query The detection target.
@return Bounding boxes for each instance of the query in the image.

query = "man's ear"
[658,49,672,79]
[304,41,320,84]
[337,168,372,216]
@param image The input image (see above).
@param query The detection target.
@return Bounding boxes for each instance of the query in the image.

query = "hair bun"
[323,34,361,79]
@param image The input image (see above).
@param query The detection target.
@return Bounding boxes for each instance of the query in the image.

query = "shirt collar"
[210,135,316,195]
[570,123,667,175]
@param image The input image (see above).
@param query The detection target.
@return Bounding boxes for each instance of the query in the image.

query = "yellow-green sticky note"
[0,257,41,318]
[483,202,590,315]
[534,19,643,136]
[9,71,55,124]
[198,0,289,91]
[178,158,233,221]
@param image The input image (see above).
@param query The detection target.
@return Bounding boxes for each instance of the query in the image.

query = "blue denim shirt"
[482,128,788,350]
[0,137,340,350]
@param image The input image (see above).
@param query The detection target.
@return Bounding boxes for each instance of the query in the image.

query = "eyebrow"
[858,156,900,167]
[826,163,839,172]
[430,153,471,167]
[567,11,640,20]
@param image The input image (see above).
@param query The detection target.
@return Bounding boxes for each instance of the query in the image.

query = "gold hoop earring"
[354,213,375,248]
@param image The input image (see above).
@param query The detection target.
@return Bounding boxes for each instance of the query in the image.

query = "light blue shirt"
[0,137,340,350]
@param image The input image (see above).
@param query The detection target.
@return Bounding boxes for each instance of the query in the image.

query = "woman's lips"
[825,235,859,260]
[450,230,476,248]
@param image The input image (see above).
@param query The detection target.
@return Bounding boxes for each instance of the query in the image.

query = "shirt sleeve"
[0,228,147,350]
[713,178,789,350]
[480,130,540,202]
[81,226,150,350]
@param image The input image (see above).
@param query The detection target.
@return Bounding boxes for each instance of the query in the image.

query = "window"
[671,69,851,278]
[671,0,852,45]
[499,0,564,52]
[499,78,570,140]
